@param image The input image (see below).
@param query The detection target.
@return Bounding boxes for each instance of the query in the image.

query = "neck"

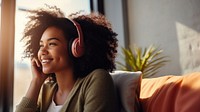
[54,68,77,105]
[55,69,76,94]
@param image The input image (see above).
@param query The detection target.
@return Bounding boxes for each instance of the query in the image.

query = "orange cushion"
[140,72,200,112]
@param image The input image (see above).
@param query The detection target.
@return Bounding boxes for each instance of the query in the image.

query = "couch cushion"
[110,71,142,112]
[140,72,200,112]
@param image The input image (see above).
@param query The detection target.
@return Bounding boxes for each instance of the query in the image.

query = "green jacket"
[16,69,119,112]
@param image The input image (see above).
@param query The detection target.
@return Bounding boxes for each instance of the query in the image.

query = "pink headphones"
[70,19,85,58]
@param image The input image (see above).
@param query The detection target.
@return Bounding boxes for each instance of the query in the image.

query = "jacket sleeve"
[15,82,56,112]
[83,69,119,112]
[15,97,39,112]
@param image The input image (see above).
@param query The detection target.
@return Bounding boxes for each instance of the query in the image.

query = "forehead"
[40,26,67,42]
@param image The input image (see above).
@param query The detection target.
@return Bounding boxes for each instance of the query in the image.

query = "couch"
[111,71,200,112]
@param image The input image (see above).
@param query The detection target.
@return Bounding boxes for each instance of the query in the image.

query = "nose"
[39,46,49,55]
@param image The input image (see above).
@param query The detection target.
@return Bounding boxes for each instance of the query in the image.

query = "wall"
[104,0,128,66]
[127,0,200,76]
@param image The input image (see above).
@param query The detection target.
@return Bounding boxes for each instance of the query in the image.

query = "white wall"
[127,0,200,76]
[104,0,127,66]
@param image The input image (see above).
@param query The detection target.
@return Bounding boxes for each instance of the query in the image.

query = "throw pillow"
[110,71,142,112]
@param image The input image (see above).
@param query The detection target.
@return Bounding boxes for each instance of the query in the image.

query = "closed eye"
[49,42,57,46]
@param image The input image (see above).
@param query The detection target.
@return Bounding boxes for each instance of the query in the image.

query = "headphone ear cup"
[71,38,84,57]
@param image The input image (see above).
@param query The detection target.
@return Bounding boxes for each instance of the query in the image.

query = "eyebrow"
[40,37,61,42]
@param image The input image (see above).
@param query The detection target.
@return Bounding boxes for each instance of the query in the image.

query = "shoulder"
[78,69,118,112]
[80,69,114,90]
[88,69,110,77]
[85,69,112,82]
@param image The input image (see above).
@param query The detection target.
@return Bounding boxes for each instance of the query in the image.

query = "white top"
[47,90,63,112]
[47,99,63,112]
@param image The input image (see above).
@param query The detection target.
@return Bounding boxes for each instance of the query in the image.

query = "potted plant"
[117,44,169,78]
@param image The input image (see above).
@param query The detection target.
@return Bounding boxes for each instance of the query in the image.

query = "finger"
[31,58,37,66]
[31,58,41,68]
[34,59,41,68]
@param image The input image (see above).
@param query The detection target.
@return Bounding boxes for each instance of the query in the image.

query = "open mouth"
[41,58,53,64]
[42,59,51,63]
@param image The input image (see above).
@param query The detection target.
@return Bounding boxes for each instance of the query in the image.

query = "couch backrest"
[140,72,200,112]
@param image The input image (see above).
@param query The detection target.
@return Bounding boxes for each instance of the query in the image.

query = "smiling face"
[38,26,72,74]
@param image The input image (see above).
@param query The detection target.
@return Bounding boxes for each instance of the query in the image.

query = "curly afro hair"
[22,6,118,78]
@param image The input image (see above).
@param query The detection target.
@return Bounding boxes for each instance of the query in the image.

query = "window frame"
[0,0,15,112]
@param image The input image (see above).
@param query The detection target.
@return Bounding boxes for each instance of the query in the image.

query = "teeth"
[42,60,51,63]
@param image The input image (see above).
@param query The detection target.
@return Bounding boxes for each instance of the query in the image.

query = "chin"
[42,68,53,74]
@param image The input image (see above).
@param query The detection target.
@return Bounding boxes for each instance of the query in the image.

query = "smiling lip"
[41,58,53,64]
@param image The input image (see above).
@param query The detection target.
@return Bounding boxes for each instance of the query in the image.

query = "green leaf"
[116,45,170,78]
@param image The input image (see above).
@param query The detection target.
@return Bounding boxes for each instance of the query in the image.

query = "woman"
[16,6,118,112]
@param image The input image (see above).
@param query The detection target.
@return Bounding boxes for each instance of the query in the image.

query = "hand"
[23,58,48,103]
[31,58,48,84]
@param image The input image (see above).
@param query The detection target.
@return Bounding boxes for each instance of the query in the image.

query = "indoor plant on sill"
[117,44,169,78]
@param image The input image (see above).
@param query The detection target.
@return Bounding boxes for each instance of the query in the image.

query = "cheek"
[60,50,71,64]
[54,48,69,60]
[37,50,42,61]
[59,51,69,61]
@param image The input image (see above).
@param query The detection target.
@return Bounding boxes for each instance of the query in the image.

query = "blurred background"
[1,0,200,111]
